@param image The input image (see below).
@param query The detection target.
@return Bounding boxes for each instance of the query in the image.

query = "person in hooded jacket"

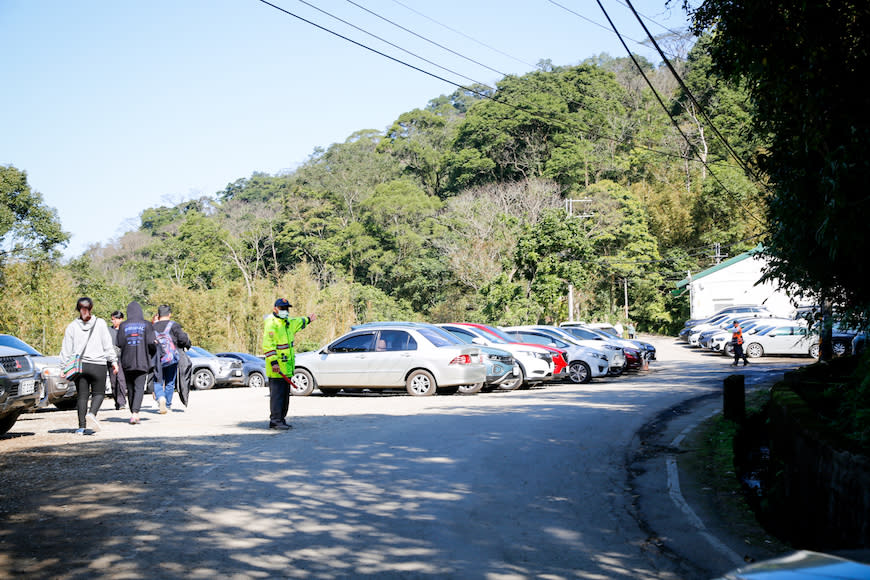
[115,301,157,424]
[60,297,118,435]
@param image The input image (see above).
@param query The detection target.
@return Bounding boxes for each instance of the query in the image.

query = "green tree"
[686,0,870,314]
[0,165,69,263]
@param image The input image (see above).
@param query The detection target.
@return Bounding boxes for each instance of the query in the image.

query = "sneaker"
[85,413,101,432]
[74,428,85,435]
[269,422,291,430]
[158,397,167,414]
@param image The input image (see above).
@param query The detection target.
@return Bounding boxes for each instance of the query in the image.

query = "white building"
[673,245,812,319]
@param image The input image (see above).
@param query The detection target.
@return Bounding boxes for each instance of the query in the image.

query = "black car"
[1,345,39,435]
[215,352,266,389]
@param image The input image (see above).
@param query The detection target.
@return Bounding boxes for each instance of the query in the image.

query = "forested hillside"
[1,38,768,355]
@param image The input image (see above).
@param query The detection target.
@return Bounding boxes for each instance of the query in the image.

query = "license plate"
[19,380,35,395]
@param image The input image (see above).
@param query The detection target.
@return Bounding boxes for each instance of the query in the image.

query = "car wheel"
[247,372,265,389]
[810,343,820,358]
[568,361,591,384]
[406,370,437,396]
[608,366,624,377]
[290,368,315,396]
[0,411,23,435]
[746,343,764,358]
[457,382,484,395]
[193,368,215,390]
[319,387,340,396]
[832,342,847,357]
[498,366,524,391]
[724,343,734,357]
[53,398,78,411]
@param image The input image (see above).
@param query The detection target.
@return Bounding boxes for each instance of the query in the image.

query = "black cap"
[274,298,291,308]
[157,304,172,317]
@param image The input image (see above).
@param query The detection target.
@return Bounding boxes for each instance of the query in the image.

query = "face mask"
[277,310,289,319]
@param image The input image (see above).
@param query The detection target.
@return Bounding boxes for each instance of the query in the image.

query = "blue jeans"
[154,362,178,407]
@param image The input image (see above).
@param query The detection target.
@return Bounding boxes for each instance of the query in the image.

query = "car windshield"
[0,335,42,356]
[561,326,600,340]
[478,325,517,343]
[417,327,458,347]
[189,346,214,357]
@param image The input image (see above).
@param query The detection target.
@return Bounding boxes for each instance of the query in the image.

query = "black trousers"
[124,370,147,414]
[75,362,107,428]
[268,376,290,426]
[733,342,748,364]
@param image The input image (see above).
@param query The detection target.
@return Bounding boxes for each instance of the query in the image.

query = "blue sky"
[1,0,691,258]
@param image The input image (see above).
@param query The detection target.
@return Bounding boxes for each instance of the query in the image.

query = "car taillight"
[450,354,472,365]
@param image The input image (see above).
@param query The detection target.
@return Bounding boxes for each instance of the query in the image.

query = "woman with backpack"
[152,305,191,414]
[116,302,156,425]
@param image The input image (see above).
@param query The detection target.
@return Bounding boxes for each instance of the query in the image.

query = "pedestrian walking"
[59,297,119,435]
[115,302,157,424]
[262,298,315,430]
[731,320,749,366]
[107,310,128,410]
[152,304,191,414]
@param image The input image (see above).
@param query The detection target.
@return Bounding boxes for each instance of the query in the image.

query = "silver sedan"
[292,323,486,396]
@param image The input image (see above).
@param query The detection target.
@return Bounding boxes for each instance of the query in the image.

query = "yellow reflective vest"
[262,314,311,379]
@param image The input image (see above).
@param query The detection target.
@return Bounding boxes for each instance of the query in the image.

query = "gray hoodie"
[60,315,117,367]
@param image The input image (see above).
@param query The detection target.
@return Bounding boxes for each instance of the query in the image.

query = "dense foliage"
[3,40,777,354]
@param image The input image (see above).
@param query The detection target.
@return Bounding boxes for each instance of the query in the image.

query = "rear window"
[417,327,455,347]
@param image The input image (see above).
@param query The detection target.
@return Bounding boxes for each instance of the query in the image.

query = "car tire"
[723,343,734,357]
[193,368,215,390]
[53,398,78,411]
[439,386,460,395]
[832,342,847,357]
[746,343,764,358]
[568,361,591,384]
[406,370,437,396]
[457,382,484,395]
[498,366,524,391]
[810,343,820,358]
[0,410,22,435]
[319,387,340,396]
[290,368,315,396]
[247,372,265,389]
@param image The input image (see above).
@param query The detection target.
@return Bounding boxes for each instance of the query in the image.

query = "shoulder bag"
[62,323,96,381]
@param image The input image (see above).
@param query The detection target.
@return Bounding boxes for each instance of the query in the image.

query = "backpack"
[156,321,179,365]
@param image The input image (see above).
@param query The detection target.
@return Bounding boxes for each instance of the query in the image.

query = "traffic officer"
[262,298,316,430]
[731,320,749,366]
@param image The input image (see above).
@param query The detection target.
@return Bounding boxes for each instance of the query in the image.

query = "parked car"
[0,334,77,410]
[437,323,555,388]
[681,305,773,331]
[559,323,654,361]
[292,323,486,397]
[742,323,819,359]
[517,325,626,374]
[215,352,267,388]
[187,346,245,390]
[702,318,794,354]
[715,550,870,579]
[1,345,39,435]
[501,327,610,383]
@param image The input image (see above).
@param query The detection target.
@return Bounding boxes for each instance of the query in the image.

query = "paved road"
[0,336,808,579]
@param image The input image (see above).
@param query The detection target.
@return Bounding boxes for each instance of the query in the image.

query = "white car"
[437,323,554,388]
[293,323,486,396]
[500,327,610,383]
[741,323,819,359]
[529,325,627,373]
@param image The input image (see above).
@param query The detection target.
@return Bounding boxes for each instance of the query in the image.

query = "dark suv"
[1,345,39,435]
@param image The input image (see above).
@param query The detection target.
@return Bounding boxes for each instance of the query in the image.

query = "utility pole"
[711,243,728,265]
[623,277,629,320]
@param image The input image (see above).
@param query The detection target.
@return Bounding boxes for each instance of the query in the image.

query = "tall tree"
[0,165,69,264]
[686,0,870,314]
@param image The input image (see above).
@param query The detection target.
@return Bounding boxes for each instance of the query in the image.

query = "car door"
[317,332,376,387]
[366,330,417,386]
[763,326,802,354]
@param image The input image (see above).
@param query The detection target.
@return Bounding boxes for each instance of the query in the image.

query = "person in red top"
[731,321,749,366]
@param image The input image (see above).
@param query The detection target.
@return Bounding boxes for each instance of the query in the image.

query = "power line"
[292,0,495,89]
[387,0,537,69]
[343,0,508,78]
